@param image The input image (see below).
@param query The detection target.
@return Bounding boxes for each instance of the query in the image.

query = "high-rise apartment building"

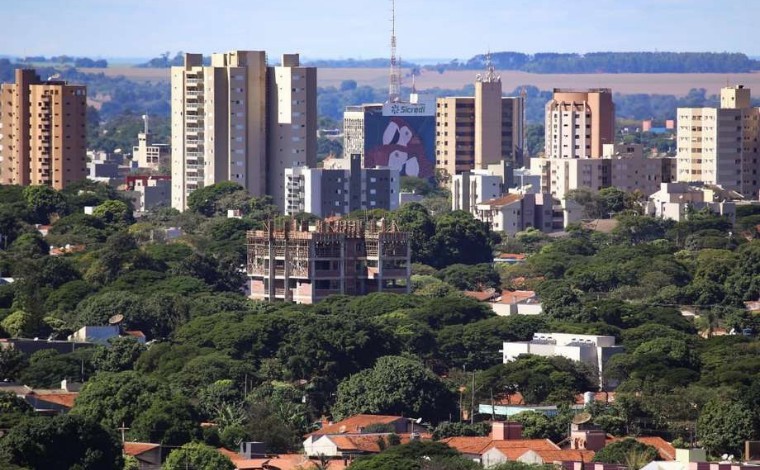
[267,54,317,208]
[0,69,86,189]
[676,85,760,198]
[544,88,615,160]
[171,51,316,211]
[171,51,267,210]
[435,63,524,179]
[284,154,399,217]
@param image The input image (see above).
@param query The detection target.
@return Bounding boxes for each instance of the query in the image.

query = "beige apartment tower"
[0,69,87,189]
[544,88,615,159]
[171,51,268,210]
[676,85,760,198]
[171,51,316,211]
[435,62,523,178]
[266,54,317,209]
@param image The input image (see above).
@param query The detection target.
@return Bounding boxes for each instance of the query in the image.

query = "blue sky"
[1,0,753,60]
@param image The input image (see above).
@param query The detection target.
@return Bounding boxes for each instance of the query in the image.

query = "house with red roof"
[123,442,161,469]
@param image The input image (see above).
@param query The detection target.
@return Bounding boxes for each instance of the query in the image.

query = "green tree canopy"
[0,414,123,470]
[332,355,456,422]
[163,442,234,470]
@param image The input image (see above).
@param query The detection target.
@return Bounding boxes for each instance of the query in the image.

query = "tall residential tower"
[171,51,316,211]
[676,85,760,198]
[435,57,524,179]
[0,69,87,189]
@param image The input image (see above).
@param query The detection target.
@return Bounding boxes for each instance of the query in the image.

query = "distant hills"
[307,52,760,74]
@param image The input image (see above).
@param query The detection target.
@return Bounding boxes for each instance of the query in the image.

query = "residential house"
[491,290,542,316]
[123,442,161,470]
[646,183,736,223]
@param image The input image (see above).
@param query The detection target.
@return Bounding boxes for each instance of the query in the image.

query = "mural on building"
[363,105,435,180]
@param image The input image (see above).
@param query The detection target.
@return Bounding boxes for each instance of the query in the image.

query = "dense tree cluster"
[1,179,759,465]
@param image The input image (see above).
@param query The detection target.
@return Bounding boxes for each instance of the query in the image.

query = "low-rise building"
[284,154,399,217]
[501,333,624,389]
[126,175,171,212]
[474,193,554,235]
[531,143,676,198]
[645,182,736,222]
[247,219,410,303]
[132,115,169,171]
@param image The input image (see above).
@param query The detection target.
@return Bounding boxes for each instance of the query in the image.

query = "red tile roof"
[123,442,160,457]
[442,436,494,454]
[497,290,536,304]
[309,414,404,437]
[29,392,78,409]
[487,439,560,451]
[463,289,498,302]
[498,253,527,260]
[533,449,596,463]
[125,330,146,339]
[447,436,560,456]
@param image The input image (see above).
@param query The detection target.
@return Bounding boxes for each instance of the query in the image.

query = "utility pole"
[117,422,129,443]
[470,371,475,425]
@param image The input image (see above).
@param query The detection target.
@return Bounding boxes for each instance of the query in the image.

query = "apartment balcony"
[186,90,204,97]
[186,139,201,147]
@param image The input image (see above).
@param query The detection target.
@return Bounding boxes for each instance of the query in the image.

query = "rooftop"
[309,414,404,437]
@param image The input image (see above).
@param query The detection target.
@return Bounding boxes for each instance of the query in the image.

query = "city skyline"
[1,0,756,61]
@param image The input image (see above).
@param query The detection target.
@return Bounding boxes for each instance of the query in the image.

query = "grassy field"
[81,67,760,96]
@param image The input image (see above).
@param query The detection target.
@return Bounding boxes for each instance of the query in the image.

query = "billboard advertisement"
[363,104,436,180]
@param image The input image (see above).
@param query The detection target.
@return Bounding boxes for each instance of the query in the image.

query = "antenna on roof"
[572,412,592,425]
[108,314,124,325]
[388,0,401,103]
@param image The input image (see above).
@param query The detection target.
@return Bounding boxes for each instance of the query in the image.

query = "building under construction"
[246,219,411,303]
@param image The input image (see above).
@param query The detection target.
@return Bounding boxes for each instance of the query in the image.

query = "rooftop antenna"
[411,72,417,94]
[478,51,499,83]
[141,114,150,135]
[388,0,401,103]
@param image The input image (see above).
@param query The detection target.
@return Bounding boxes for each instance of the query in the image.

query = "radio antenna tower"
[388,0,401,103]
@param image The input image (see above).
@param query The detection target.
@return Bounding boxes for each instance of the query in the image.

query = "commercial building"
[501,333,625,389]
[343,93,436,180]
[531,144,676,198]
[0,69,86,189]
[133,115,169,171]
[676,85,760,199]
[171,51,316,211]
[247,219,410,304]
[436,60,524,179]
[544,88,615,160]
[284,154,399,217]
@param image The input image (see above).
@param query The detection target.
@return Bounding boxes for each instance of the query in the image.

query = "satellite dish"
[108,314,124,325]
[721,454,728,461]
[415,417,423,424]
[572,412,592,425]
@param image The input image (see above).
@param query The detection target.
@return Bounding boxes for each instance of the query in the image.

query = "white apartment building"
[501,333,624,389]
[171,51,316,211]
[676,85,760,199]
[451,166,505,213]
